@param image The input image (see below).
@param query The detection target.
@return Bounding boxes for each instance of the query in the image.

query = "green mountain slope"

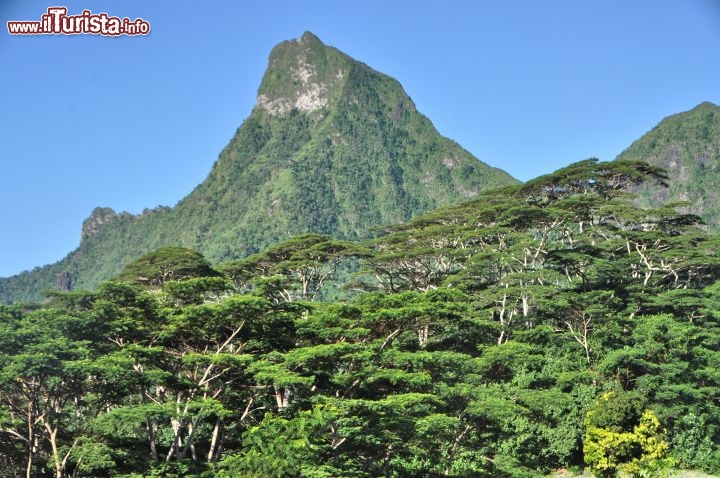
[616,101,720,226]
[0,32,517,303]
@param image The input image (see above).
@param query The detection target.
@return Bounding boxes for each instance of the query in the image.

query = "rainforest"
[2,159,719,477]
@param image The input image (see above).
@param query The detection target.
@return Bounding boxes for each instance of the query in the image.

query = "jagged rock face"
[256,32,346,116]
[55,271,72,291]
[81,207,118,242]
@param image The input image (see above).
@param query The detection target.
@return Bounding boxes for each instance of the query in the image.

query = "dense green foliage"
[617,101,720,228]
[2,159,720,477]
[0,32,517,304]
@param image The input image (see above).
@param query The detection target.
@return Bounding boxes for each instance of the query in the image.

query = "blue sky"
[1,1,719,277]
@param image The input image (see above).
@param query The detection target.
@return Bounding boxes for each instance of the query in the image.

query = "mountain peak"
[669,101,719,122]
[81,207,118,242]
[693,100,718,110]
[256,32,351,116]
[297,30,323,46]
[0,33,518,303]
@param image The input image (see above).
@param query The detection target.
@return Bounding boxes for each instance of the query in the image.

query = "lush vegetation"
[0,32,517,304]
[618,101,720,228]
[2,159,719,477]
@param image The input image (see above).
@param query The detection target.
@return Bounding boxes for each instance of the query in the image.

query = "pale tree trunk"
[25,402,33,478]
[207,418,224,464]
[381,327,402,351]
[566,313,592,364]
[301,275,310,300]
[146,419,159,462]
[443,424,471,476]
[418,324,429,348]
[496,292,515,345]
[166,417,183,462]
[274,386,291,409]
[181,420,198,460]
[137,368,161,463]
[207,398,263,464]
[25,399,36,478]
[43,420,61,478]
[497,293,507,345]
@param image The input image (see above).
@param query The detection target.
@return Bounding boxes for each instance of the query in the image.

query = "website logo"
[8,7,150,36]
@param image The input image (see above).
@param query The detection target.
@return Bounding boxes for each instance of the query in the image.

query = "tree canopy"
[1,159,719,477]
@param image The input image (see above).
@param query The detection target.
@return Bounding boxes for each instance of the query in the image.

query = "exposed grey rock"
[55,271,72,291]
[81,207,118,242]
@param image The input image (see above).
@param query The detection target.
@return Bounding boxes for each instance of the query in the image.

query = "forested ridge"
[2,159,720,477]
[618,101,720,228]
[0,32,517,304]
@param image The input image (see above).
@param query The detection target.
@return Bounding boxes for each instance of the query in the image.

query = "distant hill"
[0,32,518,303]
[616,101,720,226]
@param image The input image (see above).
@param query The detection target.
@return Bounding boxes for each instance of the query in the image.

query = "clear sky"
[1,1,719,277]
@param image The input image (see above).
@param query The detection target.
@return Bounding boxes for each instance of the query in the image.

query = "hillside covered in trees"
[2,159,719,477]
[0,32,517,304]
[618,101,720,228]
